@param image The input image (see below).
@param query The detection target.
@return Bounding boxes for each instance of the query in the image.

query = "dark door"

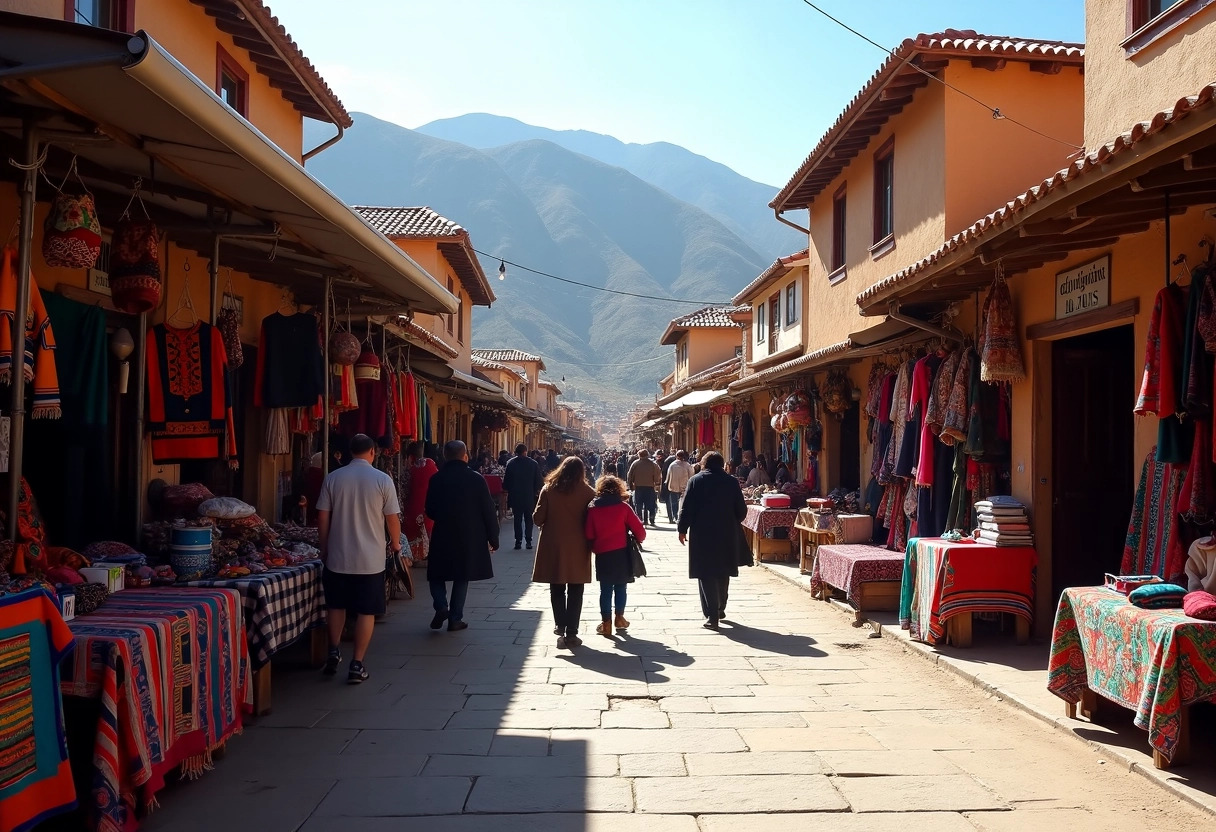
[839,401,861,490]
[1051,325,1135,597]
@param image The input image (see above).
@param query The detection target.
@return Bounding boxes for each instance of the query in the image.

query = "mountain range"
[304,112,797,406]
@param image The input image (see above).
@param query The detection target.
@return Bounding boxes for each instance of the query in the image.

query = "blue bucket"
[170,527,214,581]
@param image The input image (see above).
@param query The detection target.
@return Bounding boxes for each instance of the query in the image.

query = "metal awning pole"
[133,311,147,539]
[209,234,220,324]
[323,275,331,476]
[8,121,37,542]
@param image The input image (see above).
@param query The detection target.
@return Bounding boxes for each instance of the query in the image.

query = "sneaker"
[430,610,449,630]
[514,541,522,550]
[525,541,533,550]
[347,661,369,684]
[556,636,568,649]
[448,620,469,632]
[703,619,720,630]
[322,647,341,676]
[565,634,583,648]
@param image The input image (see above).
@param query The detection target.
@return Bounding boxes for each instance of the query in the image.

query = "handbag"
[737,525,753,567]
[627,529,647,578]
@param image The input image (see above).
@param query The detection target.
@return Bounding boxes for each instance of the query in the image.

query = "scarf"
[0,247,60,419]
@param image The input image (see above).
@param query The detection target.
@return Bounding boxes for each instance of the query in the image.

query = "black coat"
[425,460,499,582]
[677,469,746,579]
[503,454,543,510]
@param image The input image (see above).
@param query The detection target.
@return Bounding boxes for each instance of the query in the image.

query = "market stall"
[898,536,1036,647]
[740,504,799,563]
[810,544,904,622]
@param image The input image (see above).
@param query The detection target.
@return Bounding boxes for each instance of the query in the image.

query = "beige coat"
[532,481,596,584]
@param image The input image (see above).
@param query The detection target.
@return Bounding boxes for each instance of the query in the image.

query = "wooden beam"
[917,59,949,72]
[1029,60,1064,75]
[1026,298,1140,341]
[231,34,281,59]
[1020,217,1098,237]
[1074,189,1216,217]
[1130,166,1216,192]
[969,57,1007,71]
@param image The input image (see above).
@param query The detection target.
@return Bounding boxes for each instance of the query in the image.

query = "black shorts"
[322,568,386,616]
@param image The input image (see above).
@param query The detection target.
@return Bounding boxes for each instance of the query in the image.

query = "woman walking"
[532,456,597,649]
[678,451,747,630]
[585,475,646,637]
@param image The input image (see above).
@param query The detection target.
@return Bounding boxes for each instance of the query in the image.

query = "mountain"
[416,113,803,261]
[304,113,768,405]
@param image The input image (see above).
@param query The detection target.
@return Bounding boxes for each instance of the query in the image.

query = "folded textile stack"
[974,496,1034,547]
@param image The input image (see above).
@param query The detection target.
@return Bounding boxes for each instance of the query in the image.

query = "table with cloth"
[1047,586,1216,769]
[0,587,77,832]
[62,587,251,832]
[183,562,325,714]
[811,544,904,618]
[742,505,799,562]
[898,537,1036,647]
[484,474,506,522]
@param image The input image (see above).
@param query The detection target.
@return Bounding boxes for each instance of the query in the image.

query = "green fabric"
[42,292,108,426]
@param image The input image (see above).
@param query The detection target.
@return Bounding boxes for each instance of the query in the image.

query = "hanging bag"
[43,192,102,269]
[217,271,244,369]
[627,527,647,578]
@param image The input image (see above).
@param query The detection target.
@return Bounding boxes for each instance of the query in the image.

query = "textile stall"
[740,504,799,563]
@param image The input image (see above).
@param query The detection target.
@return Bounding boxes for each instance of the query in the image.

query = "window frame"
[872,136,895,246]
[768,294,780,354]
[830,184,847,280]
[457,291,464,344]
[1123,0,1215,54]
[446,277,455,334]
[65,0,134,30]
[215,44,249,118]
[756,303,766,344]
[785,283,798,327]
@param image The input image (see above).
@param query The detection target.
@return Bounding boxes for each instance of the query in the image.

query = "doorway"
[839,401,861,490]
[1051,325,1135,598]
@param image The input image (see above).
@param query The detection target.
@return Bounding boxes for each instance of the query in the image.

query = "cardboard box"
[58,591,75,621]
[80,564,124,593]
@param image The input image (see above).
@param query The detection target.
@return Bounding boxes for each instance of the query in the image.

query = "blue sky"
[286,0,1083,186]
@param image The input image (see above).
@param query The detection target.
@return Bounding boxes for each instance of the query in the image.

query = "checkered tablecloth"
[183,561,324,669]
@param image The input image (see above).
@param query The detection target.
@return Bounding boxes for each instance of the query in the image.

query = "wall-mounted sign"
[1056,255,1110,320]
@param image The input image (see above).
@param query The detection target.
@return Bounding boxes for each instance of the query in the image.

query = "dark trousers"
[634,486,657,524]
[698,577,730,622]
[512,506,534,545]
[666,491,682,522]
[550,583,585,636]
[430,580,469,622]
[599,582,628,618]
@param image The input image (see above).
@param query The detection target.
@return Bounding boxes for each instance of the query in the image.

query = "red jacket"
[584,498,646,554]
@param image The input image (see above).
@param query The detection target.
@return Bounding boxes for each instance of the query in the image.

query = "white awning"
[659,388,729,411]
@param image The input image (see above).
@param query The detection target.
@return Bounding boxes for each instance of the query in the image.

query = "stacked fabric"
[1128,582,1187,609]
[974,496,1034,547]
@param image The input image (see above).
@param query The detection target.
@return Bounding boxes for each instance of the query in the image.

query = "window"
[1125,0,1211,52]
[756,303,766,343]
[873,138,895,244]
[785,283,798,326]
[446,278,455,334]
[215,46,248,117]
[831,185,847,274]
[68,0,132,30]
[457,292,464,344]
[768,294,780,354]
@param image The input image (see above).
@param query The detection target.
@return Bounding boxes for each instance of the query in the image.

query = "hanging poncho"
[146,321,236,463]
[0,247,60,419]
[978,276,1025,383]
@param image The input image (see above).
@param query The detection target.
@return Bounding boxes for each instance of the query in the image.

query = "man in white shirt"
[664,449,696,524]
[317,433,403,684]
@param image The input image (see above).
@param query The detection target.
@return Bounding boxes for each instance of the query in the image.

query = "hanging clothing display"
[264,407,292,455]
[1136,282,1192,464]
[978,275,1026,383]
[398,370,418,439]
[339,348,388,440]
[0,248,60,419]
[146,322,236,464]
[253,312,325,409]
[417,383,432,444]
[1122,445,1187,581]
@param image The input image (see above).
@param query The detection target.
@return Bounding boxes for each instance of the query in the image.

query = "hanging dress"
[1136,282,1192,464]
[401,456,438,561]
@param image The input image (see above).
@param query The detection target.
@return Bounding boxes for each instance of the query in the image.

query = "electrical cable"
[796,0,1084,152]
[554,352,675,367]
[472,247,734,306]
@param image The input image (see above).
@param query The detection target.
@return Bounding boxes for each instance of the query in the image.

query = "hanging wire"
[795,0,1084,153]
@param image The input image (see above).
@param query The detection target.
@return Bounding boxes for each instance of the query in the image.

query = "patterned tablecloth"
[62,588,251,832]
[742,505,800,538]
[1047,586,1216,763]
[898,537,1037,644]
[184,561,325,670]
[811,544,905,607]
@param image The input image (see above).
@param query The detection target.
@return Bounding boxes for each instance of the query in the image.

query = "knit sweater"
[1185,536,1216,593]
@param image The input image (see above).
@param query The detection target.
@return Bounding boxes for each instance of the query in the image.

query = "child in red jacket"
[585,476,646,636]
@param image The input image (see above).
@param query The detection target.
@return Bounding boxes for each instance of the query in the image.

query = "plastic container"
[760,493,791,508]
[170,527,214,581]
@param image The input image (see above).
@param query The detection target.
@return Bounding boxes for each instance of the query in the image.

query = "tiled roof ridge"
[352,205,466,237]
[473,348,543,362]
[732,248,810,305]
[856,81,1216,307]
[400,319,458,359]
[770,28,1084,211]
[728,340,852,393]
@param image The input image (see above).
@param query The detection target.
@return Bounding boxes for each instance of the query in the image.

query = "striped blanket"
[63,587,250,832]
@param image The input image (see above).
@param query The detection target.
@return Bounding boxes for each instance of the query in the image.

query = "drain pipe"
[886,303,963,344]
[773,208,810,236]
[303,122,344,163]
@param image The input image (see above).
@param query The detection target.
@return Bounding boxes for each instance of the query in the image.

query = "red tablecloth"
[742,505,799,538]
[811,544,904,608]
[899,537,1037,644]
[483,474,503,497]
[1047,586,1216,763]
[62,587,251,832]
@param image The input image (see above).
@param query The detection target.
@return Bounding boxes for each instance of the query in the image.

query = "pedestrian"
[503,443,543,549]
[498,449,511,468]
[775,460,791,486]
[656,452,670,522]
[425,440,500,632]
[615,452,629,480]
[316,433,403,684]
[532,455,596,649]
[665,449,695,521]
[585,475,646,637]
[627,448,662,525]
[677,451,747,630]
[546,448,560,473]
[746,454,773,487]
[736,450,755,482]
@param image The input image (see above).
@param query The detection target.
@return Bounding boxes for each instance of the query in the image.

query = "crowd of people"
[316,440,750,683]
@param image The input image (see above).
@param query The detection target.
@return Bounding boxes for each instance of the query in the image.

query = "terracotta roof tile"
[771,30,1084,212]
[732,249,810,305]
[660,305,746,345]
[354,206,465,238]
[472,349,546,371]
[856,81,1216,310]
[728,340,853,394]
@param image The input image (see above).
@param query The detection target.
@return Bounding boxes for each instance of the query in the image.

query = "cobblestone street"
[143,519,1209,831]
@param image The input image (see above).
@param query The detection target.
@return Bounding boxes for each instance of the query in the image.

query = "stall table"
[62,587,251,832]
[0,587,76,832]
[183,561,326,715]
[1047,585,1216,769]
[811,544,904,623]
[742,505,799,563]
[794,509,833,576]
[899,537,1036,647]
[484,474,507,522]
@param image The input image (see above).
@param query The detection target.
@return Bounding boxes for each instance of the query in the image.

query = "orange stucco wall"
[685,327,742,379]
[943,61,1084,236]
[392,239,472,374]
[1084,0,1216,147]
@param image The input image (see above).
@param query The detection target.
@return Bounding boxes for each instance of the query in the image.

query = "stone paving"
[142,517,1209,831]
